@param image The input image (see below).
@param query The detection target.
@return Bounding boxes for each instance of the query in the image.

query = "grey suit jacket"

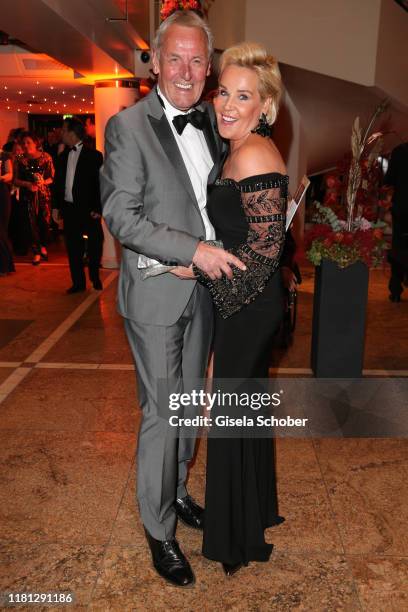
[100,88,225,326]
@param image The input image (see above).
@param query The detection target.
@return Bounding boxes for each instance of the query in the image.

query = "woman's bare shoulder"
[233,137,286,180]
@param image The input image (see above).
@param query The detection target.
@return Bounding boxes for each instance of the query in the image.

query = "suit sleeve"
[91,150,103,214]
[384,146,400,188]
[100,113,199,265]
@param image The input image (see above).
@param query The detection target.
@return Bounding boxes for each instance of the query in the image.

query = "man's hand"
[52,209,61,224]
[192,242,246,280]
[170,265,195,280]
[281,266,297,292]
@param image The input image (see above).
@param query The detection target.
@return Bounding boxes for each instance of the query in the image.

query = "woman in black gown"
[193,43,288,574]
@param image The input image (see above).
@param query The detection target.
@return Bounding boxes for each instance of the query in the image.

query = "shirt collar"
[157,86,190,121]
[70,141,83,152]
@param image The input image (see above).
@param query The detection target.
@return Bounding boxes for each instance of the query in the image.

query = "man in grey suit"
[100,11,244,587]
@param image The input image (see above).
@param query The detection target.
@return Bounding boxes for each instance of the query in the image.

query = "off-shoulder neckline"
[219,172,289,184]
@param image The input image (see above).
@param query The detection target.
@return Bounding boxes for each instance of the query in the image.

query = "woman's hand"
[170,265,196,280]
[27,182,38,192]
[281,266,297,292]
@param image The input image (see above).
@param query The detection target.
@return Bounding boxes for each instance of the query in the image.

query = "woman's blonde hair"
[219,42,282,125]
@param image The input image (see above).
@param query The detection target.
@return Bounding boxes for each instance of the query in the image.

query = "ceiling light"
[50,86,54,89]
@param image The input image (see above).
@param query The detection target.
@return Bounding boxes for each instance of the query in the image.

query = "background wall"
[0,111,28,149]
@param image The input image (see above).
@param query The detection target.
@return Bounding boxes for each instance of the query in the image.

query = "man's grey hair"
[152,10,214,59]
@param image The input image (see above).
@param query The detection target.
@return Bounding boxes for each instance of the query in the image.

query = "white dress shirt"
[64,141,83,202]
[158,87,215,241]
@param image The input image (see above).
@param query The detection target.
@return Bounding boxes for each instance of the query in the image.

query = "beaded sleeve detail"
[193,173,288,318]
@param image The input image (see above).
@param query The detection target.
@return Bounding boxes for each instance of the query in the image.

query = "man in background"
[54,117,104,293]
[384,141,408,302]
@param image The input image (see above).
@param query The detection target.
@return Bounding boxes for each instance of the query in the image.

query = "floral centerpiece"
[160,0,204,20]
[305,100,391,268]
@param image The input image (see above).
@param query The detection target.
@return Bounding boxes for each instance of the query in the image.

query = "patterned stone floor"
[0,246,407,611]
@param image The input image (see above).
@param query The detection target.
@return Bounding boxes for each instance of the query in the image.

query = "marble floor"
[0,250,407,611]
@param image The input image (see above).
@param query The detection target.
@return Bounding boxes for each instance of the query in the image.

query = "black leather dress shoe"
[66,286,86,294]
[92,279,103,290]
[144,529,195,587]
[174,495,204,530]
[389,293,401,303]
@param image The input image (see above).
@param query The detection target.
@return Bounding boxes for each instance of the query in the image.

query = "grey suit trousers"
[124,283,213,540]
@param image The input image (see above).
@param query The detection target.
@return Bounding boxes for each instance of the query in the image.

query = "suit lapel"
[73,146,85,195]
[146,90,199,209]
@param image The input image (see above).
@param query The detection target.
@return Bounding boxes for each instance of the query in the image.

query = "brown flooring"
[0,248,407,611]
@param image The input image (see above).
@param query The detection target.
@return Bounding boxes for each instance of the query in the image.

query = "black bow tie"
[173,109,207,135]
[69,144,82,152]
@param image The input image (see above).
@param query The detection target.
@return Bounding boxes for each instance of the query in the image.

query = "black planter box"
[311,259,369,378]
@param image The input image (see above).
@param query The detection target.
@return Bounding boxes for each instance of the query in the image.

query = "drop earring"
[251,112,272,138]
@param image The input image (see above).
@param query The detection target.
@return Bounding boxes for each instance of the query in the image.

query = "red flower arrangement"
[305,101,391,269]
[160,0,202,20]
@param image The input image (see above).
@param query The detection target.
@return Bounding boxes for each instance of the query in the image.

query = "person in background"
[54,117,104,293]
[0,146,15,275]
[84,116,96,149]
[14,132,54,265]
[384,141,408,302]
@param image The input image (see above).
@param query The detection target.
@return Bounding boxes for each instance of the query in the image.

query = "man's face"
[61,122,76,147]
[152,24,210,111]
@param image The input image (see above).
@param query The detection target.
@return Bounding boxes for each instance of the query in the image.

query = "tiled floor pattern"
[0,254,407,610]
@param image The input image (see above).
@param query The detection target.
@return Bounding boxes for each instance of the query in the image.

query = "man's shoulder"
[110,94,155,129]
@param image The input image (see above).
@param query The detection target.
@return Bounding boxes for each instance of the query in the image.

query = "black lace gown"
[197,172,288,565]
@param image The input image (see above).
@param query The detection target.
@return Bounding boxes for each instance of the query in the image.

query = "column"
[94,79,140,269]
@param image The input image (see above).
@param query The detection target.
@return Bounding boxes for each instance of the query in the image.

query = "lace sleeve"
[193,174,288,318]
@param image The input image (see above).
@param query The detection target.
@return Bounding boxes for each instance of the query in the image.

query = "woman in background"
[14,132,54,265]
[0,147,15,275]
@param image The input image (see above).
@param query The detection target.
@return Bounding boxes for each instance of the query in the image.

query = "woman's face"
[214,64,270,145]
[22,137,38,156]
[12,143,23,156]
